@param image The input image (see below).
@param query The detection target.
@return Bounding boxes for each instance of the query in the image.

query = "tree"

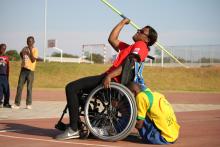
[91,53,104,63]
[51,52,79,58]
[5,50,20,61]
[84,52,104,63]
[154,48,161,57]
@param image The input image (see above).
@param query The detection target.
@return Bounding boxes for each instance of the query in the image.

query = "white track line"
[178,118,220,123]
[0,134,120,147]
[0,129,20,133]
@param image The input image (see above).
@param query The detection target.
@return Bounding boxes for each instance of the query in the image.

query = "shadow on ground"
[1,122,145,143]
[0,122,60,138]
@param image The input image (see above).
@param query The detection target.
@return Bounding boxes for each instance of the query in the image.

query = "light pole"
[44,0,47,62]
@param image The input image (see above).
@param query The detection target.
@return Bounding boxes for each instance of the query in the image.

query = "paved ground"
[0,89,220,147]
[1,101,220,120]
[8,88,220,103]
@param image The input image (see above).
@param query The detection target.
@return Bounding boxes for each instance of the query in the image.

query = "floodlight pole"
[103,45,106,64]
[161,49,164,67]
[44,0,47,62]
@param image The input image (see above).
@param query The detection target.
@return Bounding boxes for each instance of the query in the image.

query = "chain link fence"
[146,45,220,67]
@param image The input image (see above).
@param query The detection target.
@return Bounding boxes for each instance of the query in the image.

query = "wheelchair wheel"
[78,120,90,139]
[84,82,137,141]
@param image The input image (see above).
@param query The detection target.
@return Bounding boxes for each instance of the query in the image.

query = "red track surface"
[1,90,220,147]
[9,89,220,104]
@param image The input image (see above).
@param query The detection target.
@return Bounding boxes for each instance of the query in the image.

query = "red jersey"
[106,41,149,82]
[0,55,9,75]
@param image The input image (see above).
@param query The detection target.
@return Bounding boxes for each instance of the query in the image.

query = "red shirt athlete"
[106,41,148,83]
[103,18,157,88]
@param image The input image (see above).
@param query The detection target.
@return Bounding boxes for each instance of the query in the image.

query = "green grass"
[9,62,220,92]
[142,67,220,92]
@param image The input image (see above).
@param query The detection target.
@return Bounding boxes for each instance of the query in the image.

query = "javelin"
[100,0,188,68]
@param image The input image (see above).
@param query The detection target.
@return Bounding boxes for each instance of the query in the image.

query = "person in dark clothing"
[55,18,158,140]
[0,43,11,108]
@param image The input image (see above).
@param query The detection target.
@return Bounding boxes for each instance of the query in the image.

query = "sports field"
[1,62,220,147]
[0,89,220,147]
[1,0,220,146]
[9,62,220,91]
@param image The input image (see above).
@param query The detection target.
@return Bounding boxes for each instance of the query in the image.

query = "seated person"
[55,18,158,140]
[128,82,180,144]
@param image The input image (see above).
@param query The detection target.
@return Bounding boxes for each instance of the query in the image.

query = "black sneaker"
[3,104,11,108]
[55,127,79,140]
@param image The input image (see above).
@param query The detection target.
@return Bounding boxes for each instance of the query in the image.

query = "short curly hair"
[27,36,35,41]
[0,43,6,49]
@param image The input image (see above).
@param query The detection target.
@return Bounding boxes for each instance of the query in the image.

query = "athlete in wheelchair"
[55,18,157,141]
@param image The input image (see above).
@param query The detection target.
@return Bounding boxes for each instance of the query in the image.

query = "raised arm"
[108,18,130,52]
[28,47,37,63]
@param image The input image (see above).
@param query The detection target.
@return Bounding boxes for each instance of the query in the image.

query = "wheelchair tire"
[84,82,137,141]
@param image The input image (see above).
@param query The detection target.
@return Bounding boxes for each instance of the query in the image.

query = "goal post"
[47,39,63,62]
[82,44,111,64]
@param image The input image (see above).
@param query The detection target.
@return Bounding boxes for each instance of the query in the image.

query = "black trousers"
[65,74,106,131]
[15,68,34,106]
[0,75,10,105]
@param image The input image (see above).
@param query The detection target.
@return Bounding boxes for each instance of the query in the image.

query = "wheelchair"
[55,82,137,141]
[55,55,154,141]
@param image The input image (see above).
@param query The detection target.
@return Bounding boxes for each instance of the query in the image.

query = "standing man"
[12,36,38,109]
[0,43,11,108]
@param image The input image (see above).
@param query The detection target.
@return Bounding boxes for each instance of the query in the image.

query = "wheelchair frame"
[55,82,137,141]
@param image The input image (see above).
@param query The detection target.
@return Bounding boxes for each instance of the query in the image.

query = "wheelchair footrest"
[55,121,90,139]
[55,121,68,131]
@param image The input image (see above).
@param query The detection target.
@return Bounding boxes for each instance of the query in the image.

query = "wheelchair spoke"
[92,119,102,127]
[84,82,137,141]
[112,116,124,133]
[97,90,109,105]
[91,115,107,127]
[113,115,130,133]
[107,118,118,135]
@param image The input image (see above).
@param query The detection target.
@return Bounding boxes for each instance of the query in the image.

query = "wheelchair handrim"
[84,82,137,141]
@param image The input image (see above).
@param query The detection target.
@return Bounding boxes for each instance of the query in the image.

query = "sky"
[0,0,220,58]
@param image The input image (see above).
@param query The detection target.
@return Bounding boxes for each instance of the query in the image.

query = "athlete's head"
[0,43,7,55]
[133,26,158,47]
[27,36,35,47]
[127,82,141,96]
